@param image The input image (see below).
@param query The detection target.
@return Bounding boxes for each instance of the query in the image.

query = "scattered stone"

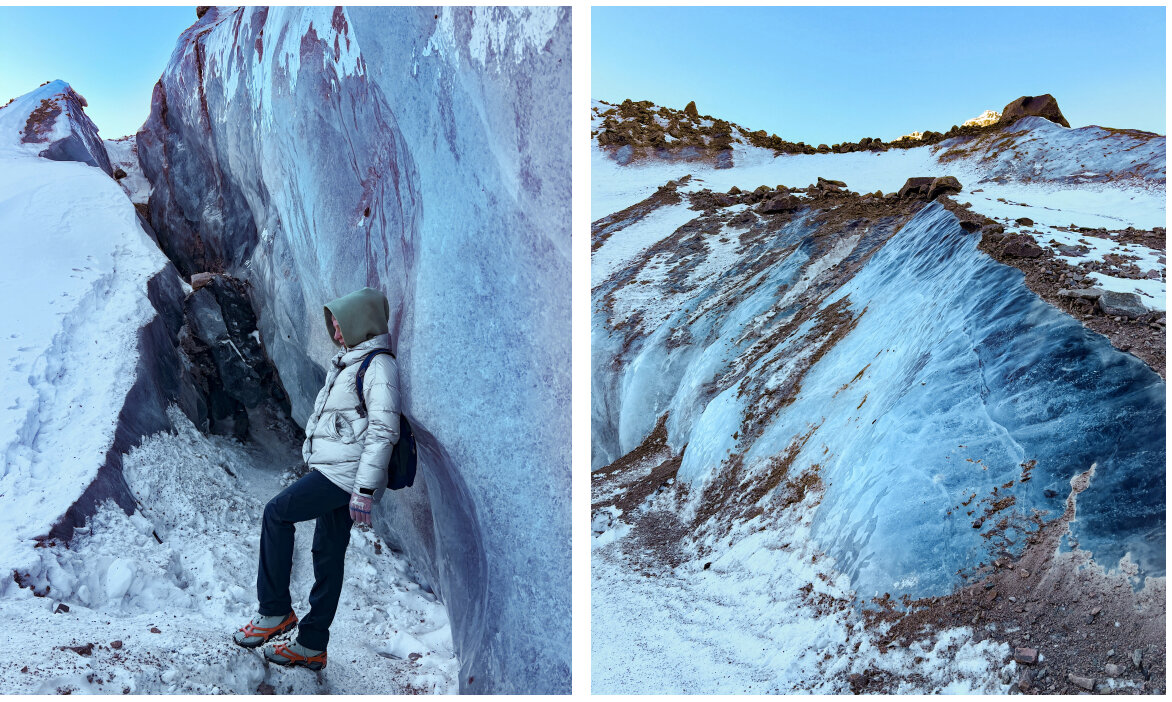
[684,100,699,119]
[409,652,423,661]
[111,640,123,649]
[1068,674,1095,691]
[54,603,70,614]
[1014,647,1039,664]
[1020,569,1030,579]
[1057,288,1103,300]
[1091,606,1102,616]
[64,643,94,656]
[1133,649,1143,668]
[847,672,868,694]
[1015,217,1035,227]
[256,682,276,695]
[898,177,935,199]
[1002,235,1043,258]
[959,220,981,233]
[1098,290,1148,319]
[149,627,161,634]
[112,167,128,180]
[1105,663,1123,677]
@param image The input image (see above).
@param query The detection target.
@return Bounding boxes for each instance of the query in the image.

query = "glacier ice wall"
[593,200,1164,599]
[137,7,569,693]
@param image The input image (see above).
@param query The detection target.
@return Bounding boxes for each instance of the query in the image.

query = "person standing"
[233,287,400,670]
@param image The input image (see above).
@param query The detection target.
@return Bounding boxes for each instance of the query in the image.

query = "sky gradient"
[593,6,1166,145]
[0,6,194,138]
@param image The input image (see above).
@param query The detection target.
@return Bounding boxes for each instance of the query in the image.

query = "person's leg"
[295,502,354,651]
[257,471,351,616]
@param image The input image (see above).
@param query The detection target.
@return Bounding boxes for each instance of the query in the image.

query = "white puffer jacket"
[302,333,401,495]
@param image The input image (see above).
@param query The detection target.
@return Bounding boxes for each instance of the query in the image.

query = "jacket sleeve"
[354,354,401,492]
[302,382,331,463]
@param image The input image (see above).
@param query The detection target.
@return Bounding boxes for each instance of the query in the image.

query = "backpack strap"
[355,348,395,418]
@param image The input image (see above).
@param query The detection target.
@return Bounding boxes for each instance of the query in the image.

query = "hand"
[348,492,373,526]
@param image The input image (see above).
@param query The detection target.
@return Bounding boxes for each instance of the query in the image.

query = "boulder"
[1002,234,1043,258]
[759,194,801,214]
[817,176,847,192]
[998,94,1070,128]
[898,177,935,199]
[190,271,216,291]
[10,80,113,175]
[1097,290,1148,318]
[927,176,962,199]
[1015,217,1034,226]
[684,100,699,119]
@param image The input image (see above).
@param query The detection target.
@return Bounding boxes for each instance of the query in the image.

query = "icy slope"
[0,82,178,580]
[0,407,457,694]
[138,7,569,693]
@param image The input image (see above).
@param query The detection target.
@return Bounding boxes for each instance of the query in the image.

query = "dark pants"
[257,469,353,651]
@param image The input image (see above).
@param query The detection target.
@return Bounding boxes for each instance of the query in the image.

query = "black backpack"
[355,349,416,490]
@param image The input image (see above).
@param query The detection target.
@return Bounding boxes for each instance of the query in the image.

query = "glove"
[348,492,373,526]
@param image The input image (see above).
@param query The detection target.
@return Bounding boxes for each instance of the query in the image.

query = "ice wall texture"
[137,7,569,693]
[593,199,1164,600]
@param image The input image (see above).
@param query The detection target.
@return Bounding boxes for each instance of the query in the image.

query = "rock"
[111,640,123,649]
[999,94,1071,129]
[54,603,70,614]
[983,222,1005,236]
[112,167,128,180]
[1068,674,1095,691]
[1014,647,1039,664]
[1105,664,1123,677]
[190,272,216,291]
[196,6,211,19]
[1098,291,1148,318]
[927,176,962,199]
[898,177,935,199]
[847,673,868,694]
[728,185,741,195]
[1090,606,1102,616]
[257,682,276,695]
[684,100,699,119]
[1057,288,1104,300]
[759,194,801,214]
[1002,235,1043,258]
[1133,649,1143,667]
[959,220,981,233]
[65,643,94,656]
[10,81,114,175]
[149,627,161,634]
[817,176,847,192]
[1015,217,1035,226]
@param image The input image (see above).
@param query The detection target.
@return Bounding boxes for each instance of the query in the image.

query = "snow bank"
[139,7,569,692]
[0,83,181,582]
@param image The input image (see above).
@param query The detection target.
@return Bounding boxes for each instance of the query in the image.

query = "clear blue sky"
[593,6,1166,145]
[0,6,195,138]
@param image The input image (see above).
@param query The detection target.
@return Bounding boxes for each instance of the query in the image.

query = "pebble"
[1068,674,1095,691]
[1105,663,1123,677]
[1014,647,1039,664]
[1133,649,1143,667]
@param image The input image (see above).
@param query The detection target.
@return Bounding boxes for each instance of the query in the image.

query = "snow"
[0,130,167,580]
[103,137,151,205]
[0,406,457,694]
[592,200,696,287]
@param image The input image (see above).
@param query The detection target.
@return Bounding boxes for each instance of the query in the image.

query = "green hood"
[323,287,390,348]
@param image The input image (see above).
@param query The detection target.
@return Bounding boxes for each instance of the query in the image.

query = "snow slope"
[138,7,570,693]
[0,81,172,581]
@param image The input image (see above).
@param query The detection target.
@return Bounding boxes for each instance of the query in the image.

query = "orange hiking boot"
[233,612,298,648]
[265,641,328,671]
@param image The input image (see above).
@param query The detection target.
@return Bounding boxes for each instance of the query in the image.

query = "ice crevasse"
[136,7,570,693]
